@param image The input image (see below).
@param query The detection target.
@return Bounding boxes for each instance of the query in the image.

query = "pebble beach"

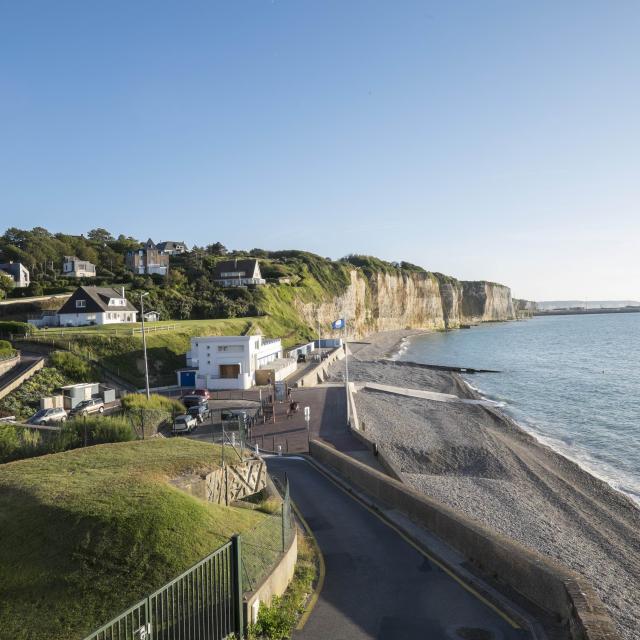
[328,330,640,640]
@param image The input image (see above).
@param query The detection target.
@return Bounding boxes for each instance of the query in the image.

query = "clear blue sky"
[1,1,638,300]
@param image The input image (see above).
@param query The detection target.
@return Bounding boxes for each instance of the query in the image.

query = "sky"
[1,1,638,301]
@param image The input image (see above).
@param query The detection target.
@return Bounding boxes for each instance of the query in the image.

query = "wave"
[460,376,640,507]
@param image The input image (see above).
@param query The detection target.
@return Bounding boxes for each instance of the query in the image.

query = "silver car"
[27,408,68,425]
[70,398,105,417]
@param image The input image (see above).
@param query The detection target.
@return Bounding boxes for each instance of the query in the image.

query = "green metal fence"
[240,477,294,593]
[82,478,294,640]
[83,538,241,640]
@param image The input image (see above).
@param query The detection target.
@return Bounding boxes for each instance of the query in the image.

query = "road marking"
[299,457,522,630]
[291,499,326,630]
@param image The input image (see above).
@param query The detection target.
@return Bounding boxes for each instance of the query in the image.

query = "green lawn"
[29,314,314,387]
[0,439,274,640]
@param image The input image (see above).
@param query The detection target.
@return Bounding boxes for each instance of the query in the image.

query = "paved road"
[267,456,529,640]
[0,351,42,395]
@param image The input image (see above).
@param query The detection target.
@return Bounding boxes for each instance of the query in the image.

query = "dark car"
[187,404,211,423]
[297,353,307,363]
[192,388,210,400]
[182,395,208,409]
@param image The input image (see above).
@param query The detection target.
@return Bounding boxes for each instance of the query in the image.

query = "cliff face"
[296,269,516,338]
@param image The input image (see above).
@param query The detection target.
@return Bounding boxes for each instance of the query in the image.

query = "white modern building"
[182,335,295,390]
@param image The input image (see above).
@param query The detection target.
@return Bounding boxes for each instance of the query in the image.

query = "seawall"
[309,438,619,640]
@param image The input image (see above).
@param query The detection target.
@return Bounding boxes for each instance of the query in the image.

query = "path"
[267,456,529,640]
[0,351,43,398]
[356,381,499,406]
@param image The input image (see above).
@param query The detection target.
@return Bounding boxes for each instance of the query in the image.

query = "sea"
[397,313,640,505]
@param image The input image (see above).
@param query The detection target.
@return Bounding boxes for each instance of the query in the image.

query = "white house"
[0,261,30,288]
[183,335,294,390]
[213,259,266,287]
[29,286,138,327]
[63,256,97,278]
[156,241,188,256]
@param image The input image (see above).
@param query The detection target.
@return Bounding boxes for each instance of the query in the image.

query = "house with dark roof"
[125,238,170,276]
[213,259,265,287]
[45,286,138,327]
[156,241,188,256]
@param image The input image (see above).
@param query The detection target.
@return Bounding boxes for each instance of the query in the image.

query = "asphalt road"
[267,456,529,640]
[0,351,43,395]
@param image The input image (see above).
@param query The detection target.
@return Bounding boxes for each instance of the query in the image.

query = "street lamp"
[140,292,150,400]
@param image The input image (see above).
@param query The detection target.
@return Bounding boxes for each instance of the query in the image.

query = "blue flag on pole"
[332,318,345,330]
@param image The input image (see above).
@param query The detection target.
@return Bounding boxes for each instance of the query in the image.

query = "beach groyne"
[310,438,619,640]
[296,269,516,337]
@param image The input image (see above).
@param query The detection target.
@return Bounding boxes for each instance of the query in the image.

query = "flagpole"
[344,317,350,425]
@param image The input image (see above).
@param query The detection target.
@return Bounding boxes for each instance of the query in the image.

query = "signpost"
[304,405,310,450]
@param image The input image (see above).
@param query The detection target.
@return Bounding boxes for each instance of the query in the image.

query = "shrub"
[64,415,135,446]
[0,416,135,463]
[120,393,185,438]
[252,596,297,640]
[0,367,67,420]
[49,351,96,382]
[0,321,32,337]
[0,339,14,358]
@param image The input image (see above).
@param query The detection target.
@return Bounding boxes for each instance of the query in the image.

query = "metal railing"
[82,480,295,640]
[83,538,241,640]
[241,477,294,593]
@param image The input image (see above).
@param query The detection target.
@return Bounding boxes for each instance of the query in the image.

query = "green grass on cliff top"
[0,439,271,640]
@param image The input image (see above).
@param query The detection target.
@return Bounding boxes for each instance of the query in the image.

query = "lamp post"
[140,292,150,400]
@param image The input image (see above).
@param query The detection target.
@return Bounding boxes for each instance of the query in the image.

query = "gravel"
[328,331,640,640]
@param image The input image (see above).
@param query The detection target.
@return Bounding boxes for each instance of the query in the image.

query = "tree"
[87,228,115,244]
[0,272,14,299]
[206,242,227,256]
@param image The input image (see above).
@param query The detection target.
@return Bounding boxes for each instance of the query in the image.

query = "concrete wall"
[0,353,19,377]
[294,347,345,388]
[0,357,44,401]
[244,530,298,625]
[309,439,618,640]
[174,457,267,506]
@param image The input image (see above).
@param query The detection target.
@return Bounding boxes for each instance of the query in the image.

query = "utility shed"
[60,383,101,410]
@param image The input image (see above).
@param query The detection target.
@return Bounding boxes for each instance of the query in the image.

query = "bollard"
[277,444,282,456]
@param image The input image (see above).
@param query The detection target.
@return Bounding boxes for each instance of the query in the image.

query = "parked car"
[172,413,198,434]
[27,408,68,425]
[182,395,208,410]
[297,353,307,363]
[221,409,249,424]
[192,388,210,400]
[187,404,211,423]
[69,398,105,417]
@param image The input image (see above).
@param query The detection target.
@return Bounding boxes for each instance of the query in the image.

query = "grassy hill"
[0,439,275,640]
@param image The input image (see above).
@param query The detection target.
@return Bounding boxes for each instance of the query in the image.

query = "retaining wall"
[0,357,44,401]
[295,347,344,388]
[0,353,19,377]
[174,457,267,505]
[309,439,619,640]
[243,530,298,625]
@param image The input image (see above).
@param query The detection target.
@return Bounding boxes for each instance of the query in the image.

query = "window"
[218,345,244,352]
[75,300,86,309]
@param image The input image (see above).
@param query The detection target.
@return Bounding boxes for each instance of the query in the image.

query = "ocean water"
[398,313,640,504]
